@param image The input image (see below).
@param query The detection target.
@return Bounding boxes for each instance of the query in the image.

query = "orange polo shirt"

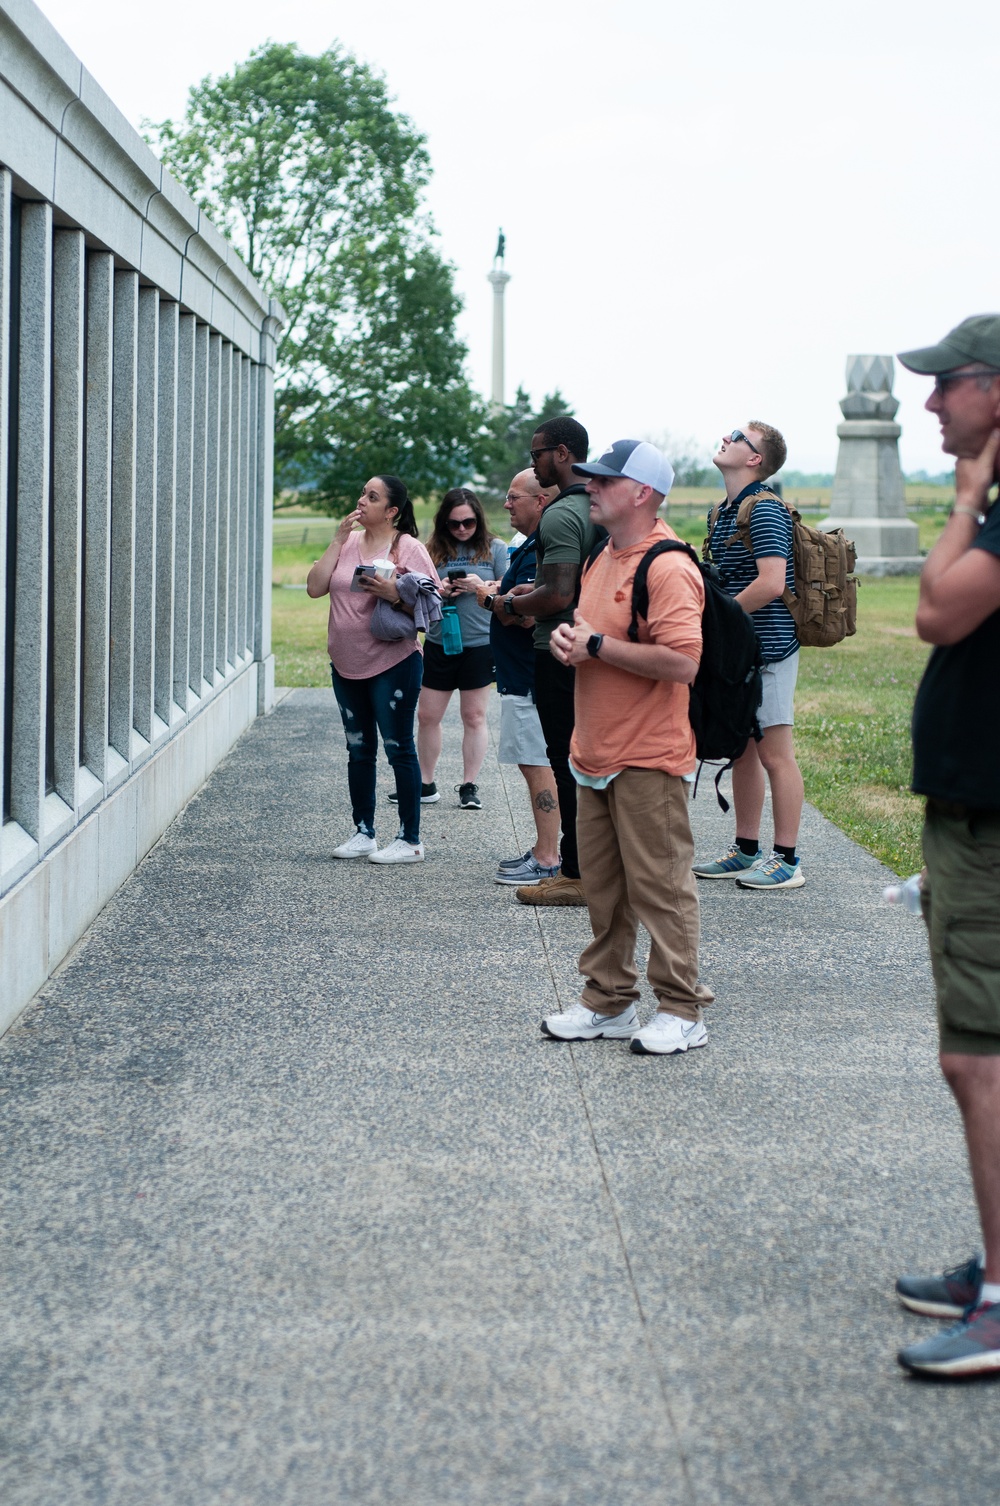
[570,520,703,778]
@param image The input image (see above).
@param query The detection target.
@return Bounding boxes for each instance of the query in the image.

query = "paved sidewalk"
[1,688,996,1506]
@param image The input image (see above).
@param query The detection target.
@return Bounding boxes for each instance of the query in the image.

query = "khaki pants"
[577,769,713,1023]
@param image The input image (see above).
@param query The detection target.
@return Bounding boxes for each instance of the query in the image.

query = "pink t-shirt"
[327,532,437,679]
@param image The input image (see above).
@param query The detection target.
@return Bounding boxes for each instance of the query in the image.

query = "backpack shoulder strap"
[629,539,700,643]
[703,502,725,561]
[732,487,797,555]
[582,531,611,577]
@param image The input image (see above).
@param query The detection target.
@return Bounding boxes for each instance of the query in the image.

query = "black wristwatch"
[503,595,517,616]
[587,633,604,658]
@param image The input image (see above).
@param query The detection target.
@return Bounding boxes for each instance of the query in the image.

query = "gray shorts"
[498,693,550,766]
[759,650,799,729]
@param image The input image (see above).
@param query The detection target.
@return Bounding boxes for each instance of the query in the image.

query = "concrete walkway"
[1,689,996,1506]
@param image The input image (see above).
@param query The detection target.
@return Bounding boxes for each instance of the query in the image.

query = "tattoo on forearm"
[534,789,558,812]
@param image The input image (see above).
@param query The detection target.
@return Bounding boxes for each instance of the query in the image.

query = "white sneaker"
[540,1001,638,1041]
[333,830,377,859]
[630,1012,707,1056]
[368,837,425,865]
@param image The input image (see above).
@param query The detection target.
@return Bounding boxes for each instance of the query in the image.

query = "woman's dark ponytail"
[378,475,418,538]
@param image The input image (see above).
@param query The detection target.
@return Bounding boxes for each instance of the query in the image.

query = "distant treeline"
[779,469,954,487]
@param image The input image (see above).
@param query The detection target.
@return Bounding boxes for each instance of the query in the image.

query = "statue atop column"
[487,229,511,408]
[820,354,922,574]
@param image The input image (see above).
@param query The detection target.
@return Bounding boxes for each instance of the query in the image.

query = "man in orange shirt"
[542,439,714,1055]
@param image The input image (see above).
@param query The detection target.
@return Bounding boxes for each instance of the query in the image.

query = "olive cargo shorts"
[922,801,1000,1055]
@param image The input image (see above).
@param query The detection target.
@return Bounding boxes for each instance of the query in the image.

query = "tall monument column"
[819,354,922,575]
[487,229,511,409]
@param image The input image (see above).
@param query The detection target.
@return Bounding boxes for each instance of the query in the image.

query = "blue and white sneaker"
[898,1300,1000,1378]
[495,853,560,886]
[692,843,762,879]
[736,852,804,890]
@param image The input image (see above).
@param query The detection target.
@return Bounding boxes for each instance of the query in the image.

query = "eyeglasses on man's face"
[932,368,1000,397]
[728,429,760,455]
[529,445,558,462]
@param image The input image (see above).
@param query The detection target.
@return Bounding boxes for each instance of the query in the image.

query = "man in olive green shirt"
[501,415,598,905]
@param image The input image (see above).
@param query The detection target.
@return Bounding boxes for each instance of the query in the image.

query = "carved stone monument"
[819,354,922,574]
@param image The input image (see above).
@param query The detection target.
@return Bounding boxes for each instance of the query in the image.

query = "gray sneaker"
[896,1254,983,1318]
[498,850,534,870]
[898,1300,1000,1378]
[495,853,560,886]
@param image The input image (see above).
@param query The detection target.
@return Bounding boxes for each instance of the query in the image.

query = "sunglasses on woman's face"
[447,516,477,531]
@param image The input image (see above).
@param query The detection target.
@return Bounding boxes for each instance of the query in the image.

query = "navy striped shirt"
[707,483,798,664]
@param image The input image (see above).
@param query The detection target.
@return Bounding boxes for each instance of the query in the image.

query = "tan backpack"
[704,489,858,648]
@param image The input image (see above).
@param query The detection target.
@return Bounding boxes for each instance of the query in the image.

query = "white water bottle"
[882,873,923,915]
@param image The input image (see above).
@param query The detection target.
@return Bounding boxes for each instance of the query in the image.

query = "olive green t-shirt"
[532,485,601,649]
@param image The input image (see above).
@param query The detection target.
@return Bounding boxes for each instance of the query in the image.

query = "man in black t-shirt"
[892,316,1000,1380]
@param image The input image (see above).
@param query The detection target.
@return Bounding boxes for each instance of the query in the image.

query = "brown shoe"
[516,875,587,906]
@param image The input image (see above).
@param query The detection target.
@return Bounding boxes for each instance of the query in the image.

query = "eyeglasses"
[447,516,477,531]
[529,446,558,462]
[729,429,760,455]
[932,368,1000,396]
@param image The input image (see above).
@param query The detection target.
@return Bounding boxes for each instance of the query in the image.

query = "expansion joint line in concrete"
[493,737,696,1500]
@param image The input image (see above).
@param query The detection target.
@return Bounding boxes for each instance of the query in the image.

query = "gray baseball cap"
[898,314,1000,374]
[571,438,674,496]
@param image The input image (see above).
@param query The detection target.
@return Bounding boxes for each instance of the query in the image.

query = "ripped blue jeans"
[330,651,423,844]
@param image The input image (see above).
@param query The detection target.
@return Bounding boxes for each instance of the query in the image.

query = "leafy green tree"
[478,387,577,501]
[644,431,715,487]
[149,43,487,511]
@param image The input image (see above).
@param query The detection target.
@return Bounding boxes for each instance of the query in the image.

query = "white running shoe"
[540,1001,638,1041]
[333,830,378,859]
[630,1012,707,1056]
[368,837,425,865]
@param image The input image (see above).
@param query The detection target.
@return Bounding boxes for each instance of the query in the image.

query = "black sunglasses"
[447,516,477,530]
[529,445,558,462]
[729,429,760,455]
[933,369,1000,396]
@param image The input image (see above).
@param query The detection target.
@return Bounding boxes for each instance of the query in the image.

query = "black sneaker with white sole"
[457,782,481,809]
[389,782,440,805]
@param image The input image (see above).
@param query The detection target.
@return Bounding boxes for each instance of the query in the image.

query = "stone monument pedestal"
[819,355,923,575]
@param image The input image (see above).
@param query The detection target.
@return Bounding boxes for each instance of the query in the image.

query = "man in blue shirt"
[474,470,561,887]
[693,422,806,890]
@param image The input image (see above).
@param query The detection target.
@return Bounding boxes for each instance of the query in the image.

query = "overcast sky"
[35,0,1000,473]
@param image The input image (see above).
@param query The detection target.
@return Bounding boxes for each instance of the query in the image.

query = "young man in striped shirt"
[693,423,806,890]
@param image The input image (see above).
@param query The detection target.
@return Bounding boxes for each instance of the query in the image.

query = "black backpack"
[585,537,762,810]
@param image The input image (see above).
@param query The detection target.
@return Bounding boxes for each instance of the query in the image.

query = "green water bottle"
[440,599,463,656]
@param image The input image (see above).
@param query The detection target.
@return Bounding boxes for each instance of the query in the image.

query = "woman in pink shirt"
[306,476,436,865]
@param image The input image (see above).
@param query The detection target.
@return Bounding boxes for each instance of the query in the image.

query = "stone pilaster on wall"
[820,354,923,575]
[0,0,284,1032]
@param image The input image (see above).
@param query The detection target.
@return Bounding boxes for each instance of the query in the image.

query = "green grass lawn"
[272,533,932,876]
[795,579,927,876]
